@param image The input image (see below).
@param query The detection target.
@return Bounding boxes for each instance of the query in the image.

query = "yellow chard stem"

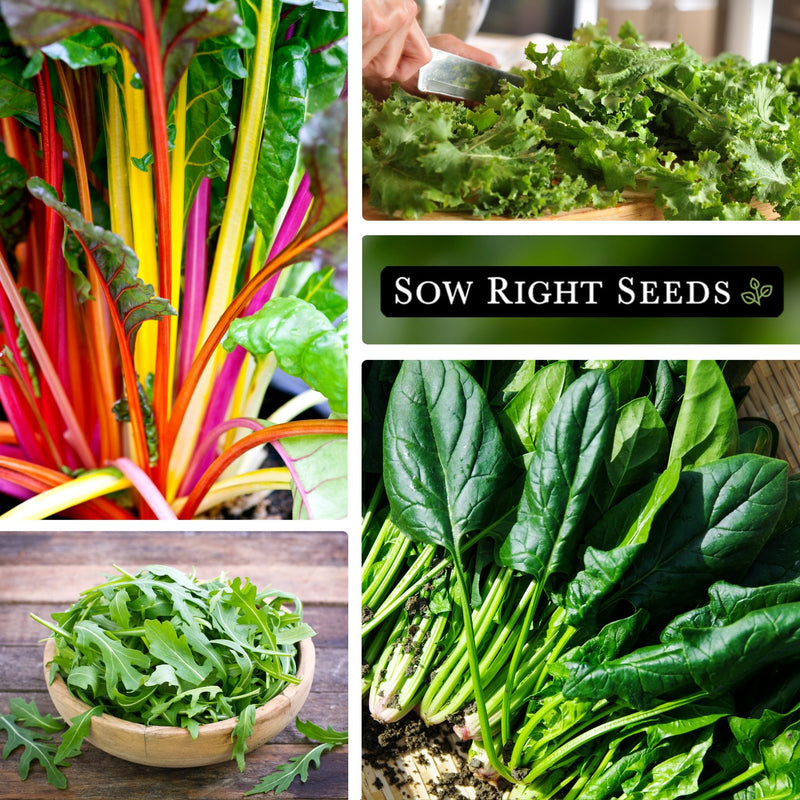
[121,50,159,383]
[104,72,134,246]
[103,71,135,460]
[0,469,131,520]
[167,0,277,499]
[168,71,188,411]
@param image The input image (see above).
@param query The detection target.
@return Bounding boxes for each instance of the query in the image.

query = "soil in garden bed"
[362,705,504,800]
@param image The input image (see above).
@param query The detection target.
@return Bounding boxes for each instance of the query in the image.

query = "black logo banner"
[380,266,783,318]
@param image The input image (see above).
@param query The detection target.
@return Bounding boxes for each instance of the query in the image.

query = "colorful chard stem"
[0,0,347,519]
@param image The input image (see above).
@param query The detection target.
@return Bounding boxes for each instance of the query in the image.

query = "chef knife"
[417,47,524,101]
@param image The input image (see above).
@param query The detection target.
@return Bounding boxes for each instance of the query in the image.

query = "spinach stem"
[451,551,513,782]
[689,764,766,800]
[522,691,707,783]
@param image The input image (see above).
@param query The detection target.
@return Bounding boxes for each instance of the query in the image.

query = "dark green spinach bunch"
[365,359,800,797]
[35,565,314,769]
[363,22,800,220]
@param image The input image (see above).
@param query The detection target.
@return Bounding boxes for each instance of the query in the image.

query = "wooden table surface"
[0,530,348,800]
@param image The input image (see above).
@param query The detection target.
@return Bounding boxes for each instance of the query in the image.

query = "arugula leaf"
[72,619,150,694]
[142,619,214,686]
[244,741,333,795]
[0,709,67,789]
[231,703,256,771]
[7,698,64,734]
[295,717,348,745]
[54,707,101,765]
[244,719,347,796]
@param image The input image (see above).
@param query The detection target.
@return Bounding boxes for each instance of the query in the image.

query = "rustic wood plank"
[0,564,346,605]
[0,746,348,800]
[0,530,348,800]
[0,531,346,568]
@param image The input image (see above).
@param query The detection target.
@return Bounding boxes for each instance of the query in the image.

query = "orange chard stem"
[177,419,348,520]
[54,61,120,462]
[164,211,348,469]
[138,0,173,466]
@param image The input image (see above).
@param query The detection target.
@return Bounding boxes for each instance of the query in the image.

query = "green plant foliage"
[364,24,800,219]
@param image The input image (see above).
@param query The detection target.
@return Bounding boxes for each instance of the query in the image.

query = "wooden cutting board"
[362,192,778,221]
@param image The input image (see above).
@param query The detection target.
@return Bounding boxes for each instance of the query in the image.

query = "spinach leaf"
[610,454,788,624]
[668,360,738,468]
[498,369,615,588]
[501,360,574,453]
[595,396,669,512]
[383,360,517,552]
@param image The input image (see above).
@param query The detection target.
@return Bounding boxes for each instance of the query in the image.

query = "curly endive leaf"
[27,177,175,353]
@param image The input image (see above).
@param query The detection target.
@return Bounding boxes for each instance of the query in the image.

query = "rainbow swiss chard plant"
[0,0,348,520]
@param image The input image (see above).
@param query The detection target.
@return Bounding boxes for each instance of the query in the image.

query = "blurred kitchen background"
[417,0,797,64]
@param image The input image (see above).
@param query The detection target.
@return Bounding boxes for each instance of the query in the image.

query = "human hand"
[426,33,499,69]
[363,0,432,82]
[364,21,500,100]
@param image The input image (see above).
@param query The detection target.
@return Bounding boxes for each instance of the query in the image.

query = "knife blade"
[417,47,524,101]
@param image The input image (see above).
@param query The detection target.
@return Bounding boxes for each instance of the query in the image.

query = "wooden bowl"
[43,636,315,768]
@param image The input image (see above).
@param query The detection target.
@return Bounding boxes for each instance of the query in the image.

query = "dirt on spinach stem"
[363,705,504,800]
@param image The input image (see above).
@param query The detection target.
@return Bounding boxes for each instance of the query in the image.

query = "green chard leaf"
[298,98,346,268]
[26,178,176,354]
[0,142,29,254]
[181,38,241,209]
[252,39,309,245]
[221,295,347,414]
[281,431,347,521]
[0,0,241,99]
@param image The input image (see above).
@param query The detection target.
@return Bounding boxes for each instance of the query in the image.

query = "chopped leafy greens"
[363,23,800,219]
